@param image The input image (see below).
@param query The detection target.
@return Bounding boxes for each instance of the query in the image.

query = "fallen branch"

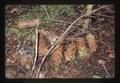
[36,5,111,78]
[30,28,39,77]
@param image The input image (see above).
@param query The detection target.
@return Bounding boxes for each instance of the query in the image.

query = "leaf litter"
[5,5,115,78]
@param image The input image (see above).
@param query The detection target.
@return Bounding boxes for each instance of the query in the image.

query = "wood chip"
[51,44,63,66]
[76,38,85,48]
[76,38,90,59]
[38,31,49,57]
[40,29,59,45]
[64,41,76,62]
[17,19,40,29]
[86,32,97,53]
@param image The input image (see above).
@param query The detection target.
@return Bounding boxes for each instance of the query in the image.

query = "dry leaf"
[38,30,59,57]
[17,19,40,29]
[76,38,90,59]
[38,32,49,57]
[64,41,76,62]
[86,32,97,53]
[51,44,63,66]
[40,30,59,45]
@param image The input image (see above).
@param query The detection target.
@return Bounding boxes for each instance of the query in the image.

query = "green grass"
[6,5,77,44]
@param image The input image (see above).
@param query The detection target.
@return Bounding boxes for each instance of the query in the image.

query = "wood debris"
[38,31,49,57]
[86,32,97,53]
[82,5,93,29]
[64,41,76,62]
[76,38,85,48]
[51,44,63,67]
[76,38,90,59]
[40,30,59,45]
[17,19,40,29]
[18,55,32,70]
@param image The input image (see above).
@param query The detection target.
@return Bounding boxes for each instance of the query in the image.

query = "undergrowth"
[6,5,77,44]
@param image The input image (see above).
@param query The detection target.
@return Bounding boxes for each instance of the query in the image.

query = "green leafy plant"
[6,5,77,45]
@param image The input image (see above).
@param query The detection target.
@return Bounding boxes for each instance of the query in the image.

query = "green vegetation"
[6,5,77,44]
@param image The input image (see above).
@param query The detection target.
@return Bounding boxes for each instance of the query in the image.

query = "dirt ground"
[5,5,115,78]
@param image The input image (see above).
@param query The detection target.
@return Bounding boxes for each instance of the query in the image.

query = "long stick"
[36,5,111,78]
[30,28,38,77]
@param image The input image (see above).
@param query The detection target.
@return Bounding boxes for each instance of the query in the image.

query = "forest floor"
[5,5,115,78]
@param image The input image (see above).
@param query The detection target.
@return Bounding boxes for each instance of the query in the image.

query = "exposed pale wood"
[83,5,93,29]
[36,5,111,78]
[30,28,38,77]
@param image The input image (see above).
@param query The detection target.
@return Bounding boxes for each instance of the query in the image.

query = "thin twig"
[36,5,111,78]
[30,28,39,77]
[101,64,111,78]
[93,13,115,19]
[44,6,51,20]
[44,5,81,26]
[51,18,81,26]
[6,55,16,63]
[98,60,111,78]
